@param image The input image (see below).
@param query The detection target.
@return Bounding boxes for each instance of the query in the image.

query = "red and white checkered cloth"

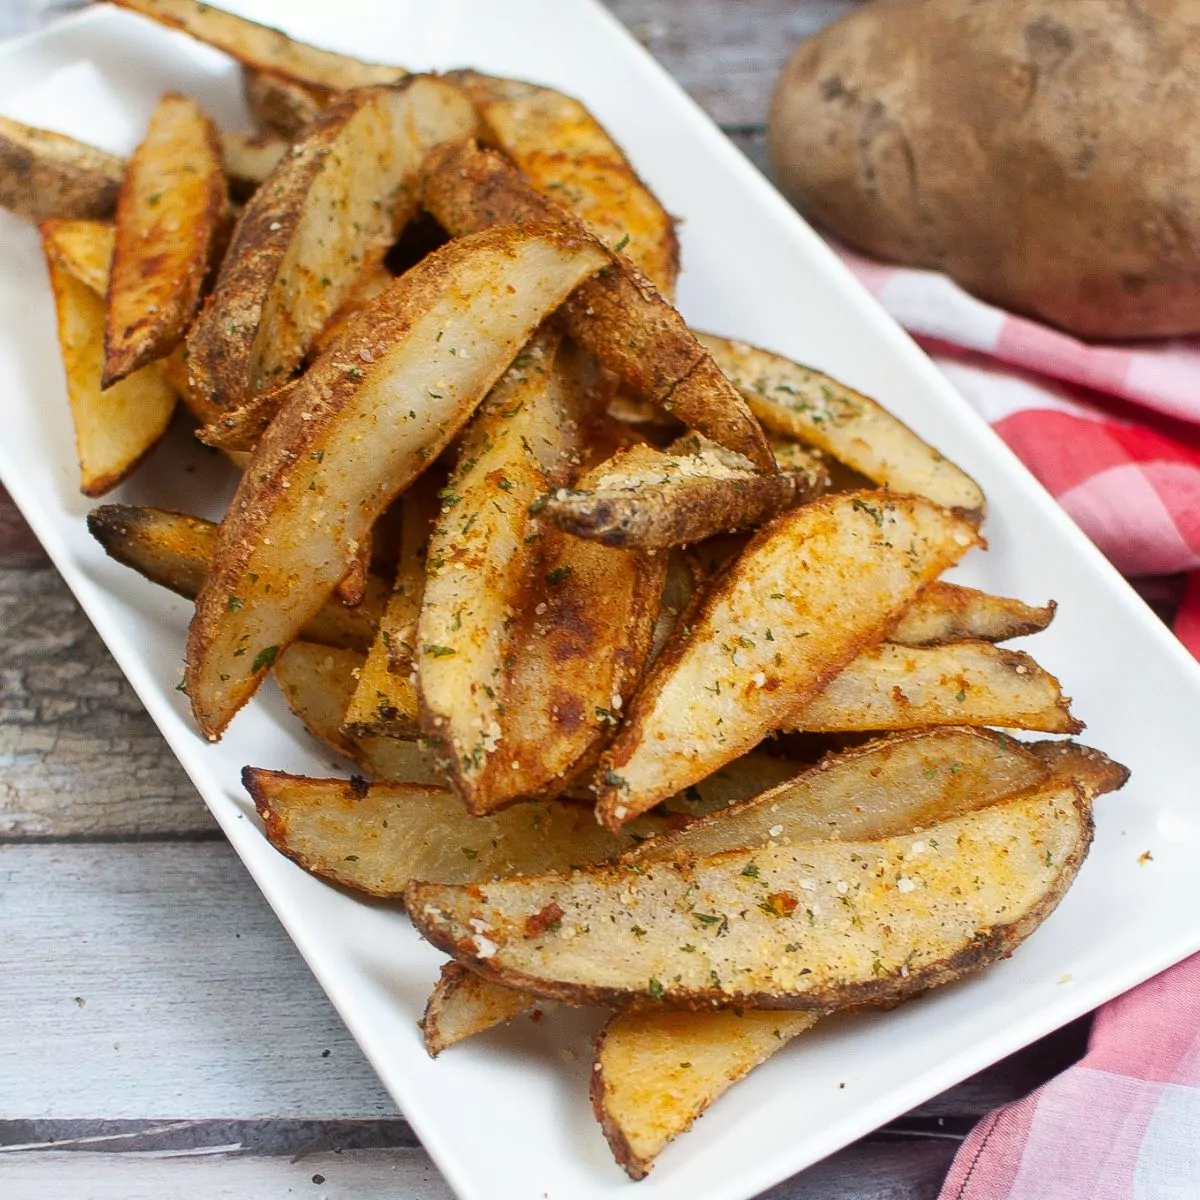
[830,246,1200,1197]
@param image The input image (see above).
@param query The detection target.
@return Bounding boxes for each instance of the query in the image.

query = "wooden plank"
[0,843,396,1118]
[607,0,860,127]
[0,1138,957,1200]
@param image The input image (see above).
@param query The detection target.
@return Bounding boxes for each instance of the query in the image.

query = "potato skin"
[770,0,1200,339]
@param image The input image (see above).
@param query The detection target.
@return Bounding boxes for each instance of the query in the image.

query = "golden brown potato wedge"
[246,768,670,898]
[86,504,386,653]
[595,491,983,830]
[540,434,824,550]
[421,140,773,469]
[0,116,124,223]
[38,217,113,295]
[343,475,437,739]
[698,332,985,522]
[422,964,539,1058]
[185,223,608,739]
[416,328,576,801]
[187,78,478,413]
[593,1009,821,1179]
[893,583,1055,647]
[271,643,442,783]
[409,783,1092,1011]
[111,0,407,92]
[627,726,1050,862]
[788,641,1083,735]
[311,263,396,357]
[241,66,326,139]
[218,130,287,197]
[450,72,679,297]
[41,233,176,495]
[103,93,227,386]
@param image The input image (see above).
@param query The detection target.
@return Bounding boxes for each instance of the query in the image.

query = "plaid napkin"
[828,246,1200,1196]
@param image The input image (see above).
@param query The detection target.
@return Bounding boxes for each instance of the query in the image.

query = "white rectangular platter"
[2,4,1200,1198]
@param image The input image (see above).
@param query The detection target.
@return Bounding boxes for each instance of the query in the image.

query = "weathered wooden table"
[0,2,1090,1195]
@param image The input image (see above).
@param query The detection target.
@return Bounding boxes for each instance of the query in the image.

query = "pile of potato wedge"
[4,0,1129,1180]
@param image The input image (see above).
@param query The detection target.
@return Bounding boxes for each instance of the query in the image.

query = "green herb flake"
[423,644,457,658]
[251,645,279,672]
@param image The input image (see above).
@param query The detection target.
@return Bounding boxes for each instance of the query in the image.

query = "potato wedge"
[218,130,286,198]
[593,1009,821,1179]
[416,328,575,799]
[42,235,176,495]
[628,726,1050,862]
[788,642,1083,735]
[450,72,680,296]
[311,263,395,357]
[241,66,325,139]
[39,217,113,295]
[0,116,124,223]
[893,583,1055,647]
[271,643,441,783]
[422,964,539,1058]
[186,223,608,738]
[246,768,670,899]
[409,783,1092,1010]
[111,0,407,92]
[595,491,983,830]
[86,504,386,653]
[187,78,478,413]
[103,93,227,386]
[421,140,773,469]
[698,332,985,521]
[540,434,824,550]
[343,475,437,738]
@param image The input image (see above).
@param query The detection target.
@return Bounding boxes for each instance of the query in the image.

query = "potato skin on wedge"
[185,223,607,738]
[0,116,124,223]
[104,93,227,386]
[408,785,1092,1011]
[595,491,982,829]
[592,1009,821,1180]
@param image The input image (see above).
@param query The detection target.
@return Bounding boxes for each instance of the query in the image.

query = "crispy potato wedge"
[41,234,176,495]
[241,66,325,139]
[540,434,823,550]
[218,130,287,198]
[246,768,670,898]
[416,328,575,800]
[409,783,1093,1010]
[0,116,123,223]
[1027,739,1130,798]
[893,583,1055,647]
[593,1009,821,1179]
[186,223,607,738]
[343,476,437,739]
[698,332,985,521]
[595,491,983,830]
[103,93,227,386]
[421,140,773,469]
[788,641,1083,735]
[628,727,1050,861]
[86,504,386,653]
[450,72,679,296]
[111,0,407,92]
[39,217,113,295]
[187,78,478,413]
[422,964,539,1058]
[271,643,442,783]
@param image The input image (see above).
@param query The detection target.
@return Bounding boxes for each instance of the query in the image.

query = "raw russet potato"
[770,0,1200,339]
